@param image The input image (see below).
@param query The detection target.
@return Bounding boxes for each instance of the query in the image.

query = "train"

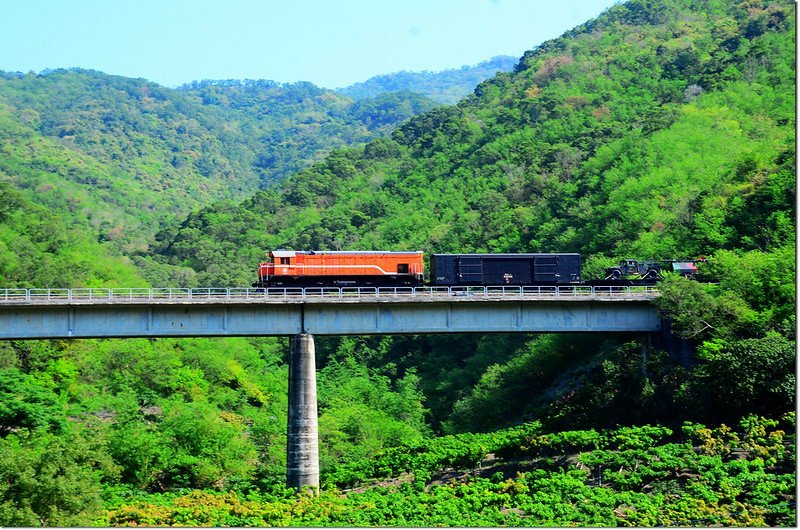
[253,250,703,288]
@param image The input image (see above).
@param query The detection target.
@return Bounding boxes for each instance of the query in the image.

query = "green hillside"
[176,79,439,184]
[337,55,518,104]
[0,70,437,256]
[0,182,146,287]
[0,0,795,526]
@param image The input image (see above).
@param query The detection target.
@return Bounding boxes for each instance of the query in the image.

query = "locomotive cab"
[254,250,297,287]
[272,250,295,266]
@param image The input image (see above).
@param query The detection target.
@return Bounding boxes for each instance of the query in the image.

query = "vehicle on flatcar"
[602,258,706,284]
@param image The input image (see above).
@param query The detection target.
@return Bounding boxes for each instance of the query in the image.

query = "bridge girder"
[0,300,660,339]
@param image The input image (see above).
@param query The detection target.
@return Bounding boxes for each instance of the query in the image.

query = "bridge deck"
[0,286,662,338]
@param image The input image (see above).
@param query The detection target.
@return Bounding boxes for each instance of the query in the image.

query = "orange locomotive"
[254,250,424,288]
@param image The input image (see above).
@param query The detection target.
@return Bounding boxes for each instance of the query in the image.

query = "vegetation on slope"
[0,336,430,524]
[0,182,146,287]
[177,79,438,184]
[103,416,795,526]
[0,70,438,255]
[337,55,518,104]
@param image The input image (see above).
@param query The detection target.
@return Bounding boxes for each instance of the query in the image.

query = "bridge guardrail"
[0,285,660,304]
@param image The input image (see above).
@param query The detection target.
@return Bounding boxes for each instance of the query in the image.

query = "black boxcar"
[430,253,581,286]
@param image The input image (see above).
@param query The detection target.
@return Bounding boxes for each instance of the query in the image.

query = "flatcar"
[430,253,581,286]
[253,250,424,288]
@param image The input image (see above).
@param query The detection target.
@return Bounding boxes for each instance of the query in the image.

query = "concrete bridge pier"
[286,333,320,491]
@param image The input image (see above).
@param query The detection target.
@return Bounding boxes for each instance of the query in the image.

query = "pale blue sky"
[1,0,620,89]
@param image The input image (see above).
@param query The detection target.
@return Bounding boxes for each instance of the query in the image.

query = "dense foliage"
[0,336,433,523]
[0,182,145,287]
[176,79,438,184]
[0,0,795,526]
[102,416,795,526]
[337,55,518,104]
[0,70,436,257]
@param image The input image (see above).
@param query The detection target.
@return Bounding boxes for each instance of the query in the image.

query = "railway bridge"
[0,285,662,490]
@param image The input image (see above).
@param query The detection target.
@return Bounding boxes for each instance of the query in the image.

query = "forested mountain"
[0,70,437,280]
[0,0,795,526]
[176,79,438,183]
[337,55,518,103]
